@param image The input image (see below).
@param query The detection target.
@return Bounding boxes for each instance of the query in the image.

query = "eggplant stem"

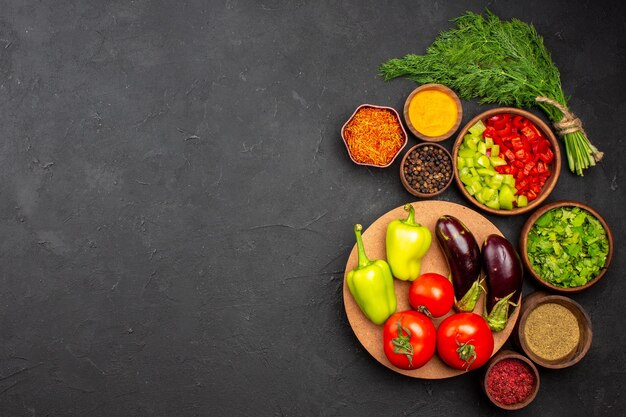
[486,291,517,332]
[454,279,483,312]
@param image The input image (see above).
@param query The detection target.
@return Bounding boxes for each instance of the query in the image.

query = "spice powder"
[407,89,458,137]
[343,107,405,166]
[523,302,580,361]
[486,359,535,405]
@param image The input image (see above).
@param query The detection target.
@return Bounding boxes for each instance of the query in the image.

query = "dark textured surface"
[0,1,624,416]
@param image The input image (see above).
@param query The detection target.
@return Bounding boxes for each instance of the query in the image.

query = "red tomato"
[409,273,454,318]
[437,313,494,371]
[383,311,436,370]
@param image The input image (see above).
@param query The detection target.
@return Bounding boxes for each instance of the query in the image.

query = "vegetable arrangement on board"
[379,10,602,176]
[346,205,528,371]
[340,7,613,410]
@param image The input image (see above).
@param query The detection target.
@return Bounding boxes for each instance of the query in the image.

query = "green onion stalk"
[379,10,602,176]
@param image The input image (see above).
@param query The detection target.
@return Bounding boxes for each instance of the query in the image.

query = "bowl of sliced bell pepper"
[452,108,561,216]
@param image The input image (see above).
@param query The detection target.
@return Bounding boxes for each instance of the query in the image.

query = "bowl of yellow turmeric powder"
[403,84,463,142]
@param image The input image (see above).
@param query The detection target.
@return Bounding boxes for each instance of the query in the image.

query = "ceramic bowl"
[403,84,462,142]
[452,107,561,215]
[399,143,454,197]
[515,292,592,369]
[482,350,540,410]
[341,104,408,168]
[519,200,613,293]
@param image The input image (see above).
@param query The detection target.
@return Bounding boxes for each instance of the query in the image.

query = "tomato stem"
[416,305,432,318]
[456,337,477,370]
[391,321,414,367]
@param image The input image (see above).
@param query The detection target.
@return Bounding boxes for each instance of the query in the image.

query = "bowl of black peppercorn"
[400,143,454,198]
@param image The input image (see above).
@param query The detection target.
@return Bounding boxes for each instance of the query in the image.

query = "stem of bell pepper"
[354,224,371,269]
[402,203,416,225]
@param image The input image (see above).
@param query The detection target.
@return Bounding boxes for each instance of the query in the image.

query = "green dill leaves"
[380,11,562,109]
[526,206,609,288]
[379,10,602,176]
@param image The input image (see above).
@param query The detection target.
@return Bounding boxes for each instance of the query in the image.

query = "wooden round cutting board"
[343,201,521,379]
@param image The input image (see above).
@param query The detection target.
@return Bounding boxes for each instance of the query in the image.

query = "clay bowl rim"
[519,200,614,293]
[399,143,454,198]
[403,83,463,142]
[516,293,593,369]
[452,107,562,216]
[482,349,540,410]
[340,103,408,168]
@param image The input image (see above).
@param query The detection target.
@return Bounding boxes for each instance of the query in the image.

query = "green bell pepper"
[386,204,432,281]
[346,224,397,325]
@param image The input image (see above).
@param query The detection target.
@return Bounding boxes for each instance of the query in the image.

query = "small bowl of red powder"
[341,104,408,168]
[482,350,540,410]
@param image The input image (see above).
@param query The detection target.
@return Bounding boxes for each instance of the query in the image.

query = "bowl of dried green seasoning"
[516,292,592,369]
[520,201,613,293]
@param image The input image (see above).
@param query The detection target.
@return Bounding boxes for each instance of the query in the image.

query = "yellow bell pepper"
[386,204,432,281]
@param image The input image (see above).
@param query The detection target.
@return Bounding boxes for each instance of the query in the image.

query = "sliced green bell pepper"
[385,204,432,281]
[346,224,397,325]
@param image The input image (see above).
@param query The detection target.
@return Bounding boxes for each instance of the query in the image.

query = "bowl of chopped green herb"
[520,201,613,293]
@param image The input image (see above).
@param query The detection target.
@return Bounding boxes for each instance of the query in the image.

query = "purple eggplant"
[435,215,482,312]
[482,234,524,332]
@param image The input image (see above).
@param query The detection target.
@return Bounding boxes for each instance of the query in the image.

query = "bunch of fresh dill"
[379,10,602,176]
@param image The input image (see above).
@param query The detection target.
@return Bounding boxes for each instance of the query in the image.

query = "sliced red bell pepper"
[490,114,511,129]
[516,178,529,192]
[510,137,524,151]
[487,115,503,126]
[527,123,543,140]
[494,117,513,137]
[536,161,546,174]
[520,126,537,141]
[530,183,542,194]
[484,126,497,139]
[539,148,554,164]
[523,161,536,176]
[514,149,527,161]
[512,115,525,129]
[476,113,554,202]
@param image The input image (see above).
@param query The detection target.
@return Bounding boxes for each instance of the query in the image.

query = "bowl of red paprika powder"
[482,350,540,410]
